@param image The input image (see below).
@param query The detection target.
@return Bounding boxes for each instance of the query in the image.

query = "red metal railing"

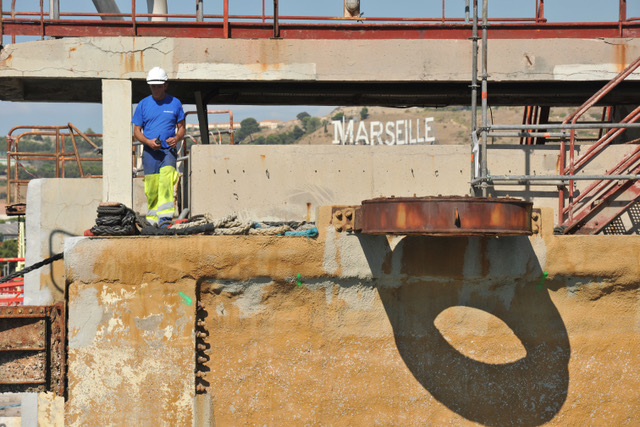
[0,257,25,306]
[6,124,103,204]
[1,0,640,41]
[558,56,640,233]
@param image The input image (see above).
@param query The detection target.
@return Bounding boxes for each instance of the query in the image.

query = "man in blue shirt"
[132,67,186,228]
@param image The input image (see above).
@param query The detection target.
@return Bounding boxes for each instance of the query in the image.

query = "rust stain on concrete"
[615,43,628,73]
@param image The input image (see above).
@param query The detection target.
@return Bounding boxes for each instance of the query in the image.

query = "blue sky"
[0,0,636,136]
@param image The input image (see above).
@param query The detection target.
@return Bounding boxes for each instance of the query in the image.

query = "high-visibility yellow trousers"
[144,165,178,227]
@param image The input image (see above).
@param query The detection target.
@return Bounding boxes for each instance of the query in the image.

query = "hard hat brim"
[147,79,167,84]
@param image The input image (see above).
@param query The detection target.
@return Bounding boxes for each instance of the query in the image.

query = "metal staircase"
[558,56,640,234]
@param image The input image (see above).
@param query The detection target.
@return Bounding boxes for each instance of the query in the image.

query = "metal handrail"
[1,0,639,42]
[6,124,103,204]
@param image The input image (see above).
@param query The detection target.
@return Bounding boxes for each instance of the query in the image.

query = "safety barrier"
[0,257,25,306]
[0,0,638,41]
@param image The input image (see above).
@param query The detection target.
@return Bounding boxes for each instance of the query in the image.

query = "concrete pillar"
[146,0,168,21]
[102,79,133,206]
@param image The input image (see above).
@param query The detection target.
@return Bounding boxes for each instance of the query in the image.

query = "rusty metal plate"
[0,304,65,394]
[360,196,533,236]
[0,318,46,350]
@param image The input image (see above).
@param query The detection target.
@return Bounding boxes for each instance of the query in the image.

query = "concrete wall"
[24,178,146,304]
[63,207,640,425]
[2,37,640,84]
[189,144,638,223]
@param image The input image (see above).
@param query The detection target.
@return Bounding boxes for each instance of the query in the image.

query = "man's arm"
[134,124,161,150]
[166,119,186,148]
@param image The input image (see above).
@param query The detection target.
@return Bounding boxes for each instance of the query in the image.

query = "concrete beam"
[102,79,132,205]
[2,37,640,105]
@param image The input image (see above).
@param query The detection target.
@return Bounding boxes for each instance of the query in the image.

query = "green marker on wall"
[179,291,193,305]
[537,271,548,291]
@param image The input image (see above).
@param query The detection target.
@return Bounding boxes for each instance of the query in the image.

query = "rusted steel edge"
[0,380,47,385]
[0,347,46,351]
[358,196,533,236]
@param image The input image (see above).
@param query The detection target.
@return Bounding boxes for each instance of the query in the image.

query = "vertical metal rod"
[223,0,229,38]
[54,128,60,178]
[442,0,445,23]
[470,0,478,194]
[273,0,279,38]
[49,0,58,20]
[480,0,488,197]
[619,0,627,37]
[10,0,15,43]
[465,0,470,23]
[196,0,203,22]
[537,0,545,22]
[0,0,4,43]
[131,0,136,36]
[262,0,265,23]
[39,0,44,39]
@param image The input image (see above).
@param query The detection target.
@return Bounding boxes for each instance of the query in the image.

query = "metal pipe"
[566,146,640,212]
[196,0,203,22]
[473,174,640,184]
[470,0,478,194]
[465,0,470,23]
[49,0,58,20]
[488,132,567,138]
[146,0,167,22]
[223,0,229,38]
[480,0,488,196]
[91,0,122,21]
[620,0,627,36]
[572,107,640,172]
[39,0,43,39]
[489,123,640,130]
[273,0,279,38]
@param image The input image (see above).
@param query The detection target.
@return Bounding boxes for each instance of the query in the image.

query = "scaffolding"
[469,0,640,234]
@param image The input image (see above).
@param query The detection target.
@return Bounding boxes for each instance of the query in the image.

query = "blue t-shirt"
[132,94,185,149]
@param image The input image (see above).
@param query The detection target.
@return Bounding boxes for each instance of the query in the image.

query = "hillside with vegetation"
[228,106,587,146]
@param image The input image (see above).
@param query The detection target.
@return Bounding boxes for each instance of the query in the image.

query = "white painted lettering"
[370,121,383,145]
[332,116,435,145]
[332,119,355,144]
[355,120,369,145]
[416,118,425,143]
[425,117,436,144]
[396,120,405,145]
[385,121,395,145]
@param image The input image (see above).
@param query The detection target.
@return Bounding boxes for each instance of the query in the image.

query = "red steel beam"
[4,20,640,40]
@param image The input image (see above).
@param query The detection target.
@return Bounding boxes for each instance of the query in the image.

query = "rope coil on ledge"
[87,207,318,237]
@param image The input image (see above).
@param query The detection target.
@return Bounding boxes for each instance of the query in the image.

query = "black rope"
[0,253,64,284]
[90,204,143,236]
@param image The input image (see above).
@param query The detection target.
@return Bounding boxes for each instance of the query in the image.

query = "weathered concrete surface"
[64,208,640,425]
[24,178,146,304]
[2,37,640,83]
[2,37,640,105]
[189,143,638,223]
[102,79,133,206]
[65,248,196,426]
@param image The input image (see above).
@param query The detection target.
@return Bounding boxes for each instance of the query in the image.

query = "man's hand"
[134,125,161,150]
[165,136,178,148]
[147,138,162,150]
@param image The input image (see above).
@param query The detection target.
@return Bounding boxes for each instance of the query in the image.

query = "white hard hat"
[146,66,168,84]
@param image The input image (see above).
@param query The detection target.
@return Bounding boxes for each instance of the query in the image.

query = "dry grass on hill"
[247,105,600,145]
